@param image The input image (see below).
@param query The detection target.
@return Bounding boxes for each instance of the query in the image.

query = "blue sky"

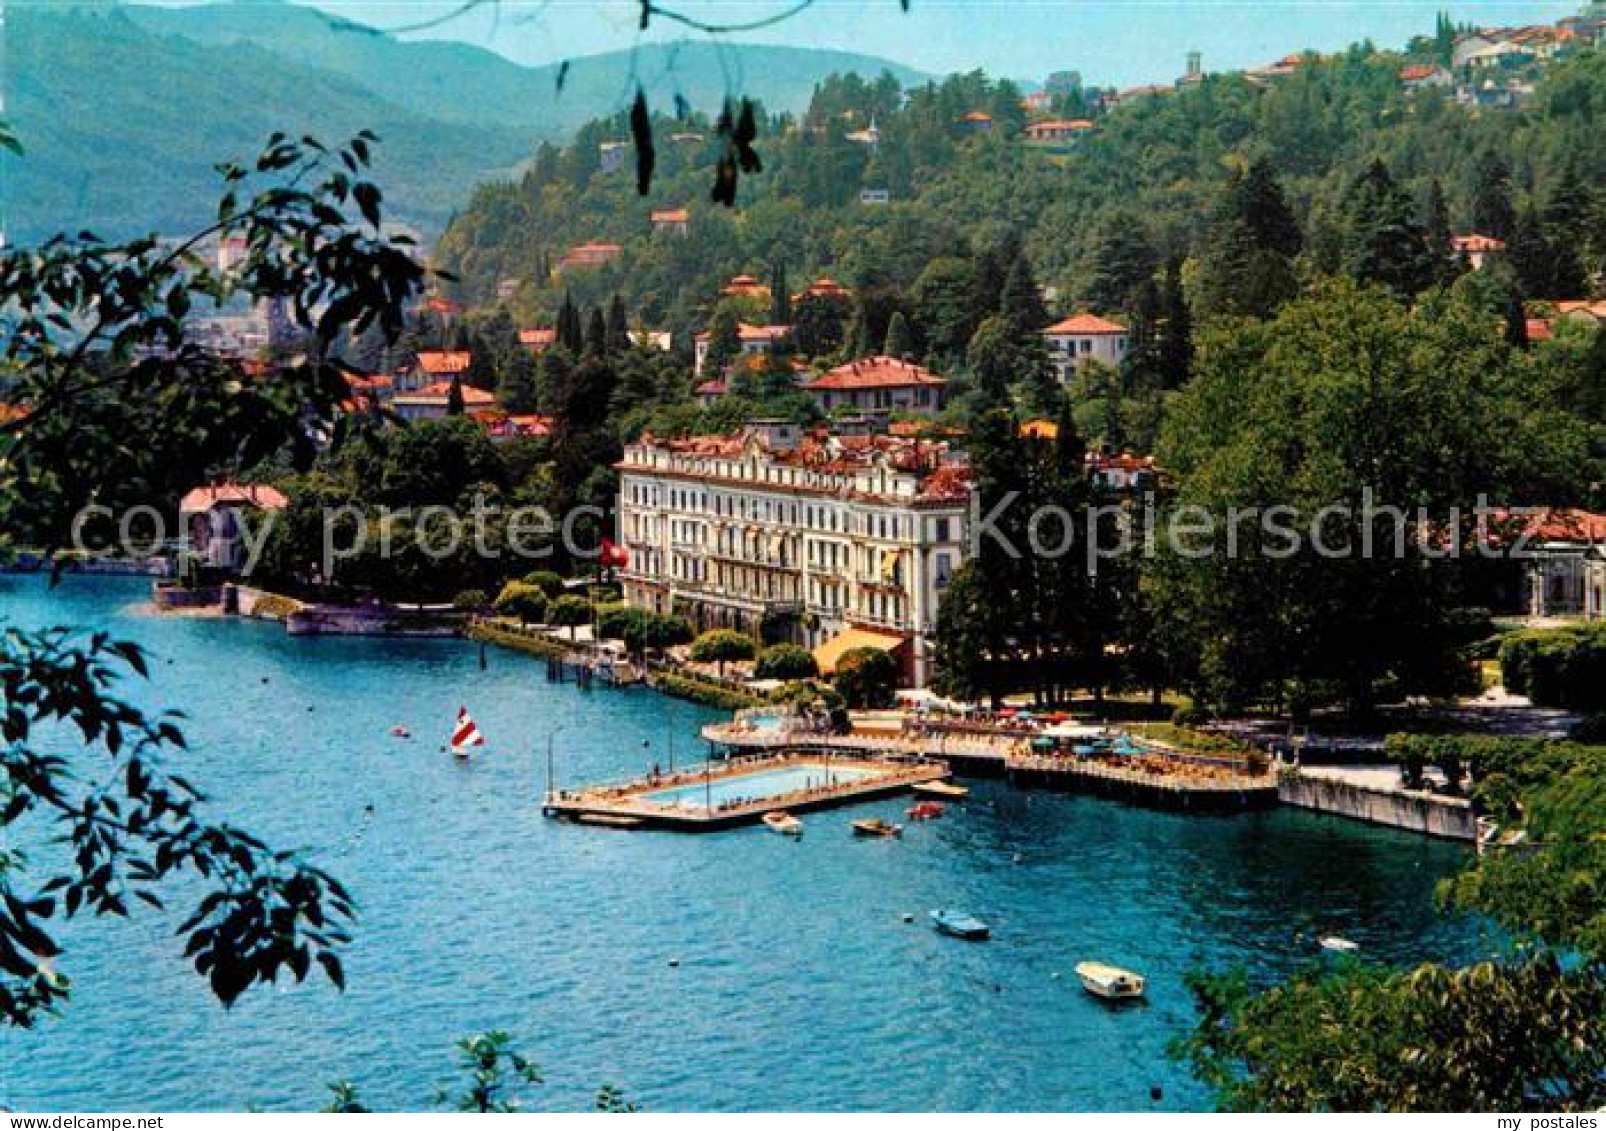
[169,1,1582,86]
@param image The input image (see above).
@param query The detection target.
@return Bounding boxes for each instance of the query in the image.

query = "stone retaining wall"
[1278,771,1476,841]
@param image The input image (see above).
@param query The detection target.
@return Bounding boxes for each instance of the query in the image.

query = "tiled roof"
[180,483,288,513]
[399,381,497,407]
[1400,64,1447,81]
[1042,313,1127,335]
[519,328,557,348]
[415,350,472,374]
[803,357,946,391]
[650,208,690,223]
[694,322,792,344]
[1452,233,1506,252]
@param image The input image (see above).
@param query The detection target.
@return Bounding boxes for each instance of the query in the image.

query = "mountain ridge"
[2,2,929,241]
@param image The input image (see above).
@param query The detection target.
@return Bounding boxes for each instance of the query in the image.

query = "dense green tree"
[689,628,757,676]
[1152,279,1519,713]
[1470,150,1516,241]
[446,373,466,416]
[1340,160,1435,296]
[1000,251,1049,333]
[605,293,631,354]
[1081,214,1156,314]
[754,643,820,680]
[832,646,899,708]
[791,289,851,359]
[701,305,743,375]
[1507,206,1556,299]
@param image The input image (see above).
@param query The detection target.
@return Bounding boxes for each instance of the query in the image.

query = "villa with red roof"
[519,328,558,352]
[692,322,792,375]
[1451,233,1506,270]
[179,483,289,573]
[1041,314,1130,381]
[1023,119,1095,144]
[392,380,497,422]
[650,208,690,236]
[801,357,947,417]
[401,349,472,393]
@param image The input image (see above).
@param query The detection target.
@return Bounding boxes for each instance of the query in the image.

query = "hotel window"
[934,552,953,590]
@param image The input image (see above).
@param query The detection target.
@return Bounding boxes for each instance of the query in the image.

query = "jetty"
[700,712,1278,812]
[542,750,948,831]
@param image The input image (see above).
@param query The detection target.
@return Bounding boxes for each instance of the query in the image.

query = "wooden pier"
[543,751,949,832]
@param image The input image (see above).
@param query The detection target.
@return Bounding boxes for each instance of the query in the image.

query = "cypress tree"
[1423,178,1457,286]
[1157,257,1193,390]
[1506,208,1555,299]
[1542,159,1590,298]
[446,374,466,416]
[1000,253,1049,332]
[769,262,792,325]
[882,310,914,358]
[606,293,631,354]
[585,307,608,357]
[1470,151,1515,242]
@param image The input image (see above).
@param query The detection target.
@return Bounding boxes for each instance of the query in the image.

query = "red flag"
[600,538,630,568]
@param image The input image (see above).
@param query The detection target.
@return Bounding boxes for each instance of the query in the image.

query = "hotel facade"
[615,425,975,687]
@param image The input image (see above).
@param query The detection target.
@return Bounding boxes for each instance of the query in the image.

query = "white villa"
[1042,313,1130,382]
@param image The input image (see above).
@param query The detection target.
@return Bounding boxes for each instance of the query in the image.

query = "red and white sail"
[451,707,486,753]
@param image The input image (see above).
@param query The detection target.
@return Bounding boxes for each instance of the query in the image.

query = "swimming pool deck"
[542,751,950,831]
[700,725,1279,811]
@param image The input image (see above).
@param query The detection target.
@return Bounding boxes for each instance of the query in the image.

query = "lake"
[0,575,1486,1112]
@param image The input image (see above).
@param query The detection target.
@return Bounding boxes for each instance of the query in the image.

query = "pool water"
[643,762,881,808]
[0,576,1489,1112]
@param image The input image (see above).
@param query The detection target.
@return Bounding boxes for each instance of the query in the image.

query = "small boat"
[763,811,803,836]
[930,909,990,941]
[390,724,411,739]
[1075,961,1146,1000]
[851,818,903,838]
[913,780,969,799]
[1320,935,1360,954]
[450,706,486,759]
[907,800,946,821]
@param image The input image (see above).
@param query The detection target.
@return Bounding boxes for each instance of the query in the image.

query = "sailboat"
[450,707,486,759]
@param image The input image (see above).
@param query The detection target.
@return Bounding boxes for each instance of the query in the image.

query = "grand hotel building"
[615,423,975,687]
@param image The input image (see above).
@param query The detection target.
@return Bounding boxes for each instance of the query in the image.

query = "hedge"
[1499,623,1606,711]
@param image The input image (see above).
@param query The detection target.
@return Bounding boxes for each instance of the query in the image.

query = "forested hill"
[435,38,1606,335]
[2,2,924,241]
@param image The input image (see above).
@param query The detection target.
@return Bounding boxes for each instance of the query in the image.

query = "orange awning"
[813,627,909,675]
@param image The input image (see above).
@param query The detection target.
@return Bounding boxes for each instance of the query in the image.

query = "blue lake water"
[0,576,1488,1112]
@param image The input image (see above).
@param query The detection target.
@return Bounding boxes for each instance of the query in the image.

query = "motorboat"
[1075,961,1147,1000]
[1320,935,1360,954]
[930,909,990,941]
[763,811,803,836]
[851,818,902,838]
[913,780,969,799]
[907,800,946,821]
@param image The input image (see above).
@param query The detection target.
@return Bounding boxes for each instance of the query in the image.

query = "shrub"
[547,594,593,637]
[689,629,757,675]
[493,581,547,625]
[452,589,487,612]
[833,646,898,709]
[754,643,819,681]
[521,570,566,599]
[1500,624,1606,711]
[769,679,849,733]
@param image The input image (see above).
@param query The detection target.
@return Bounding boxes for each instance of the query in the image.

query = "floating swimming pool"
[643,762,882,809]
